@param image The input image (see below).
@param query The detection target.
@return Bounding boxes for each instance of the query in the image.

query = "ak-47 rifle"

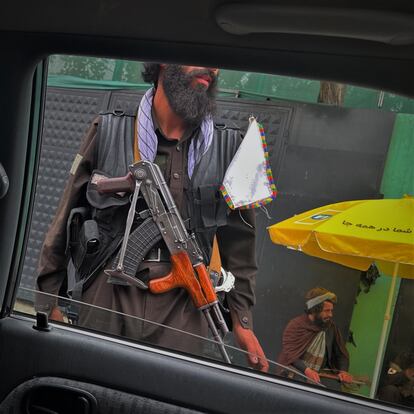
[97,160,231,363]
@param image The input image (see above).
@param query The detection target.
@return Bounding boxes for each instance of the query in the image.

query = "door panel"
[0,31,411,414]
[0,316,407,414]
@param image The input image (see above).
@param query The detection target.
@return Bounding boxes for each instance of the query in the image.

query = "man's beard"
[162,65,217,126]
[314,314,332,329]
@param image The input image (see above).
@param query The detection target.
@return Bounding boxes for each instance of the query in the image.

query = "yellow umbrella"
[268,196,414,397]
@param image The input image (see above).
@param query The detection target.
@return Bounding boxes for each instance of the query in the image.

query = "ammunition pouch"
[188,185,228,231]
[187,126,242,262]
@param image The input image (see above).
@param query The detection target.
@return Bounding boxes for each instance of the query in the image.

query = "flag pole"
[369,262,399,398]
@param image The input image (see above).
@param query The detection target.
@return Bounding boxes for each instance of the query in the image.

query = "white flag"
[220,118,277,209]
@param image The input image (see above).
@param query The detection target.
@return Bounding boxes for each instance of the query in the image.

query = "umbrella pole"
[369,262,399,399]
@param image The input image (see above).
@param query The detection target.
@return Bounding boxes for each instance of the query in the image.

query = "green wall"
[347,276,400,396]
[381,115,414,198]
[347,114,414,397]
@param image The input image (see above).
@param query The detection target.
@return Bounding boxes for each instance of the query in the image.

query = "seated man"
[277,287,353,390]
[378,351,414,408]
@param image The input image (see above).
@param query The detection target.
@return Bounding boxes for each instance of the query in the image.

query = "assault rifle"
[97,160,231,363]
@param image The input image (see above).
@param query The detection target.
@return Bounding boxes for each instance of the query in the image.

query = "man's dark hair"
[142,63,161,87]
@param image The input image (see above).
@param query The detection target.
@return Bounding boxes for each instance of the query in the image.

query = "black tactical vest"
[90,110,241,264]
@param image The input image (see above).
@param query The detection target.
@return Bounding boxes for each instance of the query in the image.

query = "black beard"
[162,65,217,126]
[314,314,331,329]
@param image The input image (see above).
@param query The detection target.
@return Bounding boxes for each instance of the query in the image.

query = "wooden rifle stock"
[150,252,230,362]
[149,252,218,309]
[96,171,135,194]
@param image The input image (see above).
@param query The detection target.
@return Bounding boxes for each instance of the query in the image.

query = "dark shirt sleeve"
[35,119,98,313]
[217,208,257,330]
[333,333,349,372]
[292,359,307,373]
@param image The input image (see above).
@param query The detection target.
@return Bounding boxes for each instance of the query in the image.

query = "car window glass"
[13,55,414,410]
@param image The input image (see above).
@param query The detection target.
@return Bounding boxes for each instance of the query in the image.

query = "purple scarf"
[136,88,214,178]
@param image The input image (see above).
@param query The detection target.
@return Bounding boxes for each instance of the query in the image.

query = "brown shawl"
[277,314,349,373]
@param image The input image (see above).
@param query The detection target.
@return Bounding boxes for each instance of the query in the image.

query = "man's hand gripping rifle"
[97,161,231,363]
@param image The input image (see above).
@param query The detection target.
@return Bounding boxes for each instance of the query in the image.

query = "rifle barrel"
[203,308,231,363]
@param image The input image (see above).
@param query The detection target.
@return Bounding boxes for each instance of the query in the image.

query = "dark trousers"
[78,269,209,356]
[378,385,414,408]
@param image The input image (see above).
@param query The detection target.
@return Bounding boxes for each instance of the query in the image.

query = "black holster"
[66,207,101,279]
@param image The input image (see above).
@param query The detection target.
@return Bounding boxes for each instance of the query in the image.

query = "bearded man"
[277,287,353,389]
[35,63,268,372]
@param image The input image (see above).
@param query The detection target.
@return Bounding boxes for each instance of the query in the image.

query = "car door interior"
[0,163,9,199]
[1,3,414,412]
